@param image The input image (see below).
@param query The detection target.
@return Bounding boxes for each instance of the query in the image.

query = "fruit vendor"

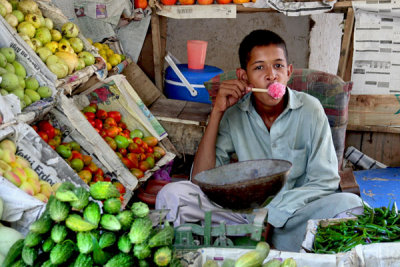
[156,30,363,252]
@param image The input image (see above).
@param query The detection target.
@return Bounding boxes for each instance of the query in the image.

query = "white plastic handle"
[165,52,198,97]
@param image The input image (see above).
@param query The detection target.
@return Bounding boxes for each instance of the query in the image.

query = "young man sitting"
[156,29,363,252]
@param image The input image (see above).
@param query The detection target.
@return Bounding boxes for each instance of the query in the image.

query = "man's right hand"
[213,79,251,113]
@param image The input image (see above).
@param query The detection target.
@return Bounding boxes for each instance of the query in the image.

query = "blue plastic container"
[164,64,223,104]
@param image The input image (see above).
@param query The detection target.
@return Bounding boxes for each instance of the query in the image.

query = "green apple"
[78,51,95,66]
[18,76,25,89]
[0,53,7,68]
[12,88,24,99]
[37,86,52,98]
[46,55,69,78]
[61,22,79,38]
[50,29,62,41]
[5,63,15,74]
[17,21,36,38]
[25,77,39,90]
[36,47,52,61]
[0,73,19,91]
[69,37,83,53]
[0,3,7,17]
[5,13,18,28]
[0,47,16,63]
[11,10,24,22]
[25,89,40,102]
[44,18,53,30]
[75,58,85,71]
[12,61,27,78]
[35,27,51,45]
[23,94,32,106]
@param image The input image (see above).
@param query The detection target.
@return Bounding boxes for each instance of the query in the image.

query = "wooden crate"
[150,99,211,156]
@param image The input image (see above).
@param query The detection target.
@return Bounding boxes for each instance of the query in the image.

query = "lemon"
[106,49,114,58]
[87,38,93,45]
[106,62,112,71]
[108,54,120,66]
[93,42,103,50]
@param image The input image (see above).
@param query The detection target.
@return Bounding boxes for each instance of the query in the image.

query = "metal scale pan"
[192,159,292,211]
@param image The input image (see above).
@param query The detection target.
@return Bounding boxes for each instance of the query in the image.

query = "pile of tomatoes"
[81,104,166,179]
[32,120,126,195]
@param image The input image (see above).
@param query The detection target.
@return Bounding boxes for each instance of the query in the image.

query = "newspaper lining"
[351,1,400,95]
[243,0,336,16]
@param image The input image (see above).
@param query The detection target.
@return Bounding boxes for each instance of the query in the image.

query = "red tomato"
[96,109,108,120]
[147,146,154,154]
[128,142,141,154]
[133,137,143,146]
[37,131,49,142]
[118,121,127,130]
[104,117,117,127]
[71,151,83,160]
[139,161,150,172]
[108,111,122,123]
[84,112,96,120]
[121,157,135,169]
[153,146,166,157]
[32,125,38,132]
[143,136,158,147]
[95,168,104,177]
[113,181,126,194]
[94,119,103,130]
[106,126,119,138]
[99,130,107,138]
[103,176,111,182]
[38,121,55,139]
[127,153,139,168]
[92,174,104,182]
[118,147,128,156]
[87,119,96,128]
[131,168,144,178]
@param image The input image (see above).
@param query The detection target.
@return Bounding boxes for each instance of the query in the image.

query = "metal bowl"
[192,159,292,210]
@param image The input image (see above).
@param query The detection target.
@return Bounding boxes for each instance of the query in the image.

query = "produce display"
[158,0,255,5]
[92,42,125,71]
[0,0,96,79]
[0,138,54,202]
[313,203,400,253]
[32,119,126,194]
[1,182,177,267]
[0,46,52,109]
[81,103,166,179]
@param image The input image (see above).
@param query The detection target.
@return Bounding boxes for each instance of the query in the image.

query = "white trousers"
[156,181,364,252]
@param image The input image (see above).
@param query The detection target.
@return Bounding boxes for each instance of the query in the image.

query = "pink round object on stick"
[267,82,286,99]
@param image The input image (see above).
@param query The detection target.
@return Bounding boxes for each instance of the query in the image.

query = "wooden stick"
[252,88,269,93]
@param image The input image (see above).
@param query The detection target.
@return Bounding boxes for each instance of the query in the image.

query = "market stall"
[1,0,400,266]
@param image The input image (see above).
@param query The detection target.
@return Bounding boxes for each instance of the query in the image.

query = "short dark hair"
[239,30,289,70]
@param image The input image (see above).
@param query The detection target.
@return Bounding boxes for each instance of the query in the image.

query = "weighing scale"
[173,159,292,250]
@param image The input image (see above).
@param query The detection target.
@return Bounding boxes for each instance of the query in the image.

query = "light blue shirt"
[215,88,340,227]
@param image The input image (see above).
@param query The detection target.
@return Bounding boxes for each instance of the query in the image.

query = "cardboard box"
[0,1,107,91]
[58,75,175,196]
[0,122,87,234]
[188,247,339,267]
[0,16,57,123]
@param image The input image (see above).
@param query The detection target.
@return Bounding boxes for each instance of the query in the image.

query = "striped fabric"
[204,68,353,167]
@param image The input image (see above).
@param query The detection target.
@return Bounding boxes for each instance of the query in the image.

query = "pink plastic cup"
[187,40,208,70]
